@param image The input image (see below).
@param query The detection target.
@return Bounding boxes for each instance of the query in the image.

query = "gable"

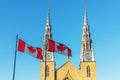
[56,61,81,80]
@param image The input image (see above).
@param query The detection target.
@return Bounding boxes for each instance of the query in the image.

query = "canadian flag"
[18,39,43,60]
[48,39,72,57]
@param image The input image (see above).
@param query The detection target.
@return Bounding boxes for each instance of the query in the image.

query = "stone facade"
[40,61,55,80]
[40,61,96,80]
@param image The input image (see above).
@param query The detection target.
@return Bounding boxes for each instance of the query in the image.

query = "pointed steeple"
[80,4,95,62]
[43,5,54,61]
[84,4,88,25]
[45,5,52,39]
[46,5,51,28]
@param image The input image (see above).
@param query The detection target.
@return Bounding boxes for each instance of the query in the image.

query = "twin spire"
[45,5,52,39]
[43,5,54,61]
[43,4,95,62]
[80,4,95,62]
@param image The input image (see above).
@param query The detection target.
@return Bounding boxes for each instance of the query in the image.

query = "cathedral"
[40,6,96,80]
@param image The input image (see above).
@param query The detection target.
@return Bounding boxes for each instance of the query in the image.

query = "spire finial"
[46,4,51,26]
[84,2,87,11]
[84,3,88,25]
[48,4,50,16]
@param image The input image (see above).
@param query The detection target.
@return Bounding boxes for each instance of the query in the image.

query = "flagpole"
[45,50,46,80]
[44,39,47,80]
[12,35,18,80]
[43,40,47,80]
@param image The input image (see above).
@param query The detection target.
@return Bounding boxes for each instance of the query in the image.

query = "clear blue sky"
[0,0,120,80]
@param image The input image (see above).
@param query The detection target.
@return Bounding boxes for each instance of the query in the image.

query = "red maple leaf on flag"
[57,44,66,52]
[27,46,36,53]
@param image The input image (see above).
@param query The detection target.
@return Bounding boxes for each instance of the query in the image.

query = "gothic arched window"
[87,66,91,77]
[46,65,49,77]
